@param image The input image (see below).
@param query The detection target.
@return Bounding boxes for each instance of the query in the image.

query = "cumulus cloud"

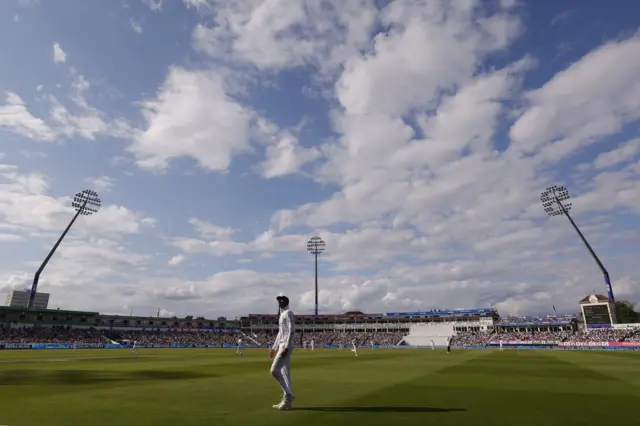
[53,42,67,63]
[142,0,162,11]
[130,18,143,34]
[0,93,56,140]
[85,176,115,192]
[168,254,185,266]
[130,67,253,172]
[0,161,154,237]
[509,36,640,162]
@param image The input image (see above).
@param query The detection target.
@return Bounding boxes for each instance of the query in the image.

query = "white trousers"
[270,347,293,396]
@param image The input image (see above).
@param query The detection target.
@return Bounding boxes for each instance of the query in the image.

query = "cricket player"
[446,337,451,354]
[310,339,315,351]
[73,341,77,350]
[371,340,375,351]
[132,340,139,355]
[237,338,243,355]
[499,340,504,351]
[431,340,435,350]
[269,295,295,411]
[351,339,358,357]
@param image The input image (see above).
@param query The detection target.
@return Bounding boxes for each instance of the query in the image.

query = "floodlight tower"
[540,185,615,303]
[306,236,326,316]
[28,189,101,309]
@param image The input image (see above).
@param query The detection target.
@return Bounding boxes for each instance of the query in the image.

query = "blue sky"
[0,0,638,318]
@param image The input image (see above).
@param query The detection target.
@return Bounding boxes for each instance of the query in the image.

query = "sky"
[0,0,638,319]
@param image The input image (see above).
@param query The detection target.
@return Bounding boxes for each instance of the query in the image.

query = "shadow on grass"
[0,369,213,385]
[292,406,465,413]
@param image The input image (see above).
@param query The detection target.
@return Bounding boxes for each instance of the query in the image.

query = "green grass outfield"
[1,348,640,426]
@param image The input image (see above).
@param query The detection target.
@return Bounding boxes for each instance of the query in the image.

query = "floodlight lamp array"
[306,236,326,255]
[540,185,572,217]
[73,189,102,216]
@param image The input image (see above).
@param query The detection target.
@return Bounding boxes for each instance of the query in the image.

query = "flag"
[553,305,557,315]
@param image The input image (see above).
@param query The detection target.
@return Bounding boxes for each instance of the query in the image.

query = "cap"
[276,295,289,305]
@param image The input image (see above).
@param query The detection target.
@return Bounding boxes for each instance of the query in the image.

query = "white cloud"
[142,0,162,11]
[190,0,378,72]
[594,138,640,170]
[509,36,640,163]
[0,92,56,141]
[168,254,185,266]
[254,119,320,178]
[0,161,154,237]
[85,176,115,193]
[130,67,253,172]
[53,42,67,63]
[0,64,133,144]
[130,18,143,34]
[0,233,24,242]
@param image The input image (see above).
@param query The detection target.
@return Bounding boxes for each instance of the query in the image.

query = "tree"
[615,300,638,324]
[184,315,193,320]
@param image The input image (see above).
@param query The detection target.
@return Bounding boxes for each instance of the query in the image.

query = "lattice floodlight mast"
[307,236,326,316]
[540,185,615,303]
[28,189,101,309]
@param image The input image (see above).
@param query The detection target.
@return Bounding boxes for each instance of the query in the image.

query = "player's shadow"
[292,406,465,413]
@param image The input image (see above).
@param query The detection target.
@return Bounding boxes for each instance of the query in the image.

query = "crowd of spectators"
[250,330,405,347]
[568,329,634,342]
[0,326,406,347]
[497,316,575,324]
[451,328,640,346]
[112,330,239,346]
[0,326,104,344]
[3,325,640,347]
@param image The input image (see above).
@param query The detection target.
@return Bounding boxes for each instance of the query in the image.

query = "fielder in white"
[132,340,139,355]
[499,340,504,351]
[351,339,358,357]
[237,338,243,355]
[371,340,375,351]
[310,339,315,351]
[431,340,435,350]
[269,295,295,411]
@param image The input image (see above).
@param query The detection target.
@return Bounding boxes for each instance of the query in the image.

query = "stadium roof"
[0,306,99,316]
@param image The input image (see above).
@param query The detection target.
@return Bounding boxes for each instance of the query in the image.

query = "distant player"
[499,340,504,351]
[351,339,358,357]
[310,339,315,351]
[73,341,77,350]
[132,340,139,355]
[269,295,295,411]
[303,340,307,350]
[237,338,243,355]
[371,340,375,351]
[430,340,435,350]
[446,337,451,354]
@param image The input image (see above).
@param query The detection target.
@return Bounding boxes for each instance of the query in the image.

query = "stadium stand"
[1,299,639,349]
